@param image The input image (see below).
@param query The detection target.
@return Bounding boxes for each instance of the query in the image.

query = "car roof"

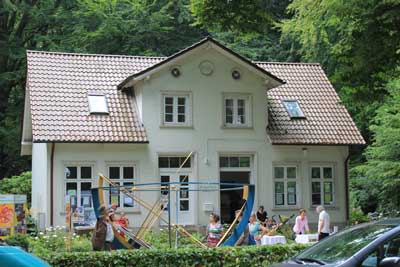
[374,218,400,226]
[0,246,50,267]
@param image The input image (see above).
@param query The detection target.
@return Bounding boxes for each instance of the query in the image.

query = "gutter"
[50,143,55,226]
[344,151,351,224]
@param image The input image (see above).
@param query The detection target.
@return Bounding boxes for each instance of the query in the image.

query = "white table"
[261,235,287,245]
[295,233,319,244]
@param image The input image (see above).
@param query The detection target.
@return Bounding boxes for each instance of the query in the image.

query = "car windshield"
[296,224,396,264]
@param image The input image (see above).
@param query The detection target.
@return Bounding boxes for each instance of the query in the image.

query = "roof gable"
[118,37,284,90]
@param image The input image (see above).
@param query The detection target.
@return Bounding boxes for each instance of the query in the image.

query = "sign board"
[0,194,27,239]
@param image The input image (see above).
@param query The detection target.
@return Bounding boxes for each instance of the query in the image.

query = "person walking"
[316,206,330,241]
[92,205,107,251]
[206,213,223,247]
[293,208,310,238]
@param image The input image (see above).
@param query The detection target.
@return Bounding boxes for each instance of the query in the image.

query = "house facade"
[21,37,364,229]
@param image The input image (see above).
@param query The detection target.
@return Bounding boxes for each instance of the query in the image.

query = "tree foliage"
[0,171,32,204]
[351,76,400,214]
[280,0,400,142]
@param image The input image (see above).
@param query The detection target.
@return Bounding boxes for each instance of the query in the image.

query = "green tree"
[280,0,400,142]
[0,0,205,178]
[0,171,32,204]
[352,76,400,214]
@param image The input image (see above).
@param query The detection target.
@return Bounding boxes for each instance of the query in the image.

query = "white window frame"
[161,92,192,127]
[63,164,94,212]
[310,165,335,207]
[223,93,252,128]
[273,165,300,208]
[88,94,109,114]
[107,164,137,209]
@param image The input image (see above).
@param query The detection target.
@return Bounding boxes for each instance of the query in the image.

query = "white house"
[21,37,364,229]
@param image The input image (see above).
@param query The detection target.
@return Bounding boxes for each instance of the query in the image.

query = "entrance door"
[159,156,194,225]
[219,156,252,223]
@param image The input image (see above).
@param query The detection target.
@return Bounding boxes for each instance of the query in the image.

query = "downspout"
[50,143,55,226]
[344,151,351,224]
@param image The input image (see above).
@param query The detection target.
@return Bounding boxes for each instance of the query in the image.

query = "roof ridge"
[254,61,321,66]
[26,50,166,59]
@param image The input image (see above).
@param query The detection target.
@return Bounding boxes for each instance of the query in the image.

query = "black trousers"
[318,232,329,241]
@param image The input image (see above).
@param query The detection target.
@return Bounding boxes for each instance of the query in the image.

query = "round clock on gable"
[199,60,214,76]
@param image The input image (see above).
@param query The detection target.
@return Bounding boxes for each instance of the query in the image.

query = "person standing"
[92,205,107,251]
[249,212,265,245]
[256,206,267,225]
[316,206,330,241]
[293,208,310,237]
[206,213,223,247]
[105,209,115,251]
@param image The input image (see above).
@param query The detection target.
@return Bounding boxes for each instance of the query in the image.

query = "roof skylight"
[282,100,305,118]
[88,94,109,114]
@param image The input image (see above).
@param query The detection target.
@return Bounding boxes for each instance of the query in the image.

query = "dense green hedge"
[39,244,308,267]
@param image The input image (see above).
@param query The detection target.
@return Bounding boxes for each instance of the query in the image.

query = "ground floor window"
[64,165,93,212]
[273,166,298,207]
[311,166,334,206]
[107,165,135,208]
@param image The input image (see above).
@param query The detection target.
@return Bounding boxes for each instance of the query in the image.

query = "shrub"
[29,226,92,256]
[6,233,29,251]
[349,208,369,225]
[38,244,308,267]
[0,171,31,204]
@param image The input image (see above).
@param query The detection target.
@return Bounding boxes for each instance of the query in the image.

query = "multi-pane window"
[274,166,298,206]
[179,175,189,211]
[65,166,93,212]
[163,94,190,125]
[219,156,250,168]
[108,166,135,208]
[224,95,250,127]
[311,166,334,206]
[158,156,191,168]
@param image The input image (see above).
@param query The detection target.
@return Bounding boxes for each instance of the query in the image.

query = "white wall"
[35,47,350,229]
[31,143,50,227]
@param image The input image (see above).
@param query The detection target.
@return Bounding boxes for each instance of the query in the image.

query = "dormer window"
[88,94,108,114]
[282,100,305,119]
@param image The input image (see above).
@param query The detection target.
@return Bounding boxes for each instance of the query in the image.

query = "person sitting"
[234,210,250,246]
[249,212,266,245]
[206,213,223,247]
[256,206,267,225]
[293,208,310,238]
[117,211,129,228]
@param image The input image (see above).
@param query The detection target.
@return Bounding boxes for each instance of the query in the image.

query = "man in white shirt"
[316,205,330,241]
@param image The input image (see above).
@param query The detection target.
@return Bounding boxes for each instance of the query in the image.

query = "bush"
[0,171,31,204]
[349,208,369,225]
[29,226,92,256]
[38,244,308,267]
[6,233,29,251]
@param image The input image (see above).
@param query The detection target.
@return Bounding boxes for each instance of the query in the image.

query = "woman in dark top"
[256,206,267,224]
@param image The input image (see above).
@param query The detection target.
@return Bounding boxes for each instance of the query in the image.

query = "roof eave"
[118,36,285,90]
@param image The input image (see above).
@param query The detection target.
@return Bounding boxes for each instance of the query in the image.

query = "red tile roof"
[27,51,162,143]
[258,62,365,145]
[26,50,365,145]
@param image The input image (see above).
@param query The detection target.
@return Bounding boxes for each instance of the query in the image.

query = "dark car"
[270,218,400,267]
